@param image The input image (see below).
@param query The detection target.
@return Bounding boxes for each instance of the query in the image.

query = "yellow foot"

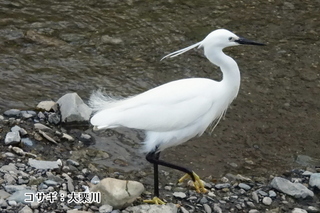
[178,172,208,193]
[143,196,166,205]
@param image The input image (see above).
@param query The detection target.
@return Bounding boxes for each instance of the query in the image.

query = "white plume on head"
[161,41,203,61]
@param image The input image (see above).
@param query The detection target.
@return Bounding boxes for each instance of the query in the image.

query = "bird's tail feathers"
[88,90,123,112]
[160,41,202,61]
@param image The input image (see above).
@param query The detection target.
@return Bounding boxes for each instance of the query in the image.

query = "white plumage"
[89,29,263,153]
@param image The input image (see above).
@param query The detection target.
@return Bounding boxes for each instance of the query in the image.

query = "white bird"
[89,29,264,204]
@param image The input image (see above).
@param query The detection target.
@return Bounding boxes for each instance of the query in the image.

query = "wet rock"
[4,109,20,117]
[28,158,61,170]
[295,155,320,167]
[25,30,67,46]
[309,173,320,189]
[37,101,57,111]
[124,203,177,213]
[270,177,314,198]
[57,93,92,122]
[91,178,145,209]
[101,35,123,45]
[4,132,21,145]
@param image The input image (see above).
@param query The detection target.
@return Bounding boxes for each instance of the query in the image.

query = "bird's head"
[161,28,264,60]
[200,29,265,49]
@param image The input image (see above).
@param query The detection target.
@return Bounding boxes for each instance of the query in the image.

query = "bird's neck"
[205,48,241,94]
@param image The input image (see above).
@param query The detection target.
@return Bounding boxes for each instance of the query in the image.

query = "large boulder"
[91,178,145,209]
[270,177,314,199]
[57,93,92,122]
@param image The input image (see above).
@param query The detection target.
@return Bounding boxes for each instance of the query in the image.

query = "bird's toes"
[143,197,166,205]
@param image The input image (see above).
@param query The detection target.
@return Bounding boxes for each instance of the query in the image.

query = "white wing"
[90,78,221,132]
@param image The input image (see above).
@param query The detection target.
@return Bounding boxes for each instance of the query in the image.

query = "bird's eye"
[228,37,233,41]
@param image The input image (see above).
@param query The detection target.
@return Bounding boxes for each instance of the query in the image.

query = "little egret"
[89,29,264,204]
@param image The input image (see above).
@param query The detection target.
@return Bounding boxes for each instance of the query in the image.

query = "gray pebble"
[268,190,277,197]
[252,191,259,203]
[173,192,187,199]
[213,204,222,213]
[248,210,260,213]
[199,196,208,204]
[91,175,100,184]
[21,138,34,146]
[203,203,212,213]
[239,183,251,190]
[258,190,268,196]
[99,204,113,213]
[180,206,189,213]
[5,131,21,145]
[262,197,272,205]
[4,109,20,117]
[44,179,59,186]
[215,183,231,189]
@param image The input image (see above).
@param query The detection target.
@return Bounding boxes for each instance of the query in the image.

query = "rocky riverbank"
[0,93,319,213]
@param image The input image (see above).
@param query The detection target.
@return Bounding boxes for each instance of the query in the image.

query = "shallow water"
[1,0,320,177]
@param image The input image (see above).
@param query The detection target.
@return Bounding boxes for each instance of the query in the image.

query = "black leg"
[146,151,195,197]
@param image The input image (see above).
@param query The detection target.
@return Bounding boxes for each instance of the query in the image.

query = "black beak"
[235,37,265,46]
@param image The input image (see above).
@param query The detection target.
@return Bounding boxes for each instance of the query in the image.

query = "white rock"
[213,204,222,213]
[34,123,52,130]
[99,204,113,213]
[12,147,25,156]
[57,93,92,122]
[37,100,57,111]
[173,191,187,199]
[262,197,272,205]
[91,178,145,209]
[248,210,259,213]
[309,173,320,190]
[62,133,74,141]
[124,203,177,213]
[5,132,21,145]
[270,177,314,198]
[18,205,33,213]
[292,208,308,213]
[203,203,212,213]
[28,158,61,170]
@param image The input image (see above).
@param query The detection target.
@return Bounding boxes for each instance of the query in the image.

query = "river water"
[1,0,319,177]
